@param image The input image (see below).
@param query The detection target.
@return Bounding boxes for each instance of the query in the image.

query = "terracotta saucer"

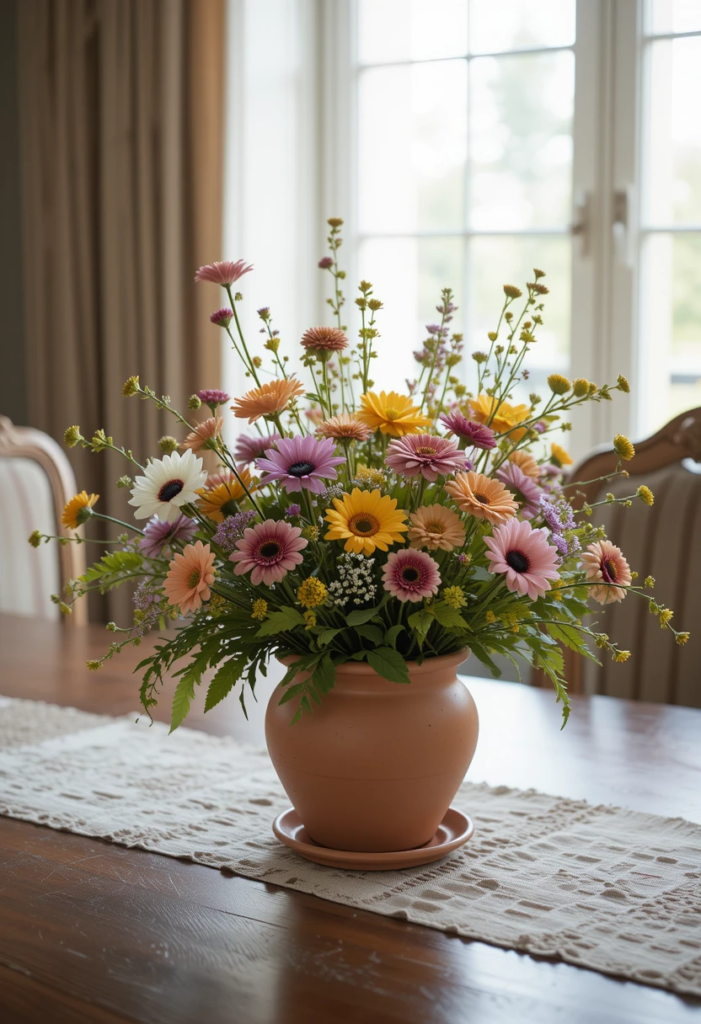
[272,807,474,871]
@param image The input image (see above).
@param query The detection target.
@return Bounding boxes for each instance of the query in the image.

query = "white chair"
[0,416,87,624]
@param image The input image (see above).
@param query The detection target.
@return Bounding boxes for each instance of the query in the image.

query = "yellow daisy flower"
[197,468,254,522]
[357,391,431,437]
[469,394,531,441]
[550,442,573,467]
[61,491,99,530]
[324,488,408,555]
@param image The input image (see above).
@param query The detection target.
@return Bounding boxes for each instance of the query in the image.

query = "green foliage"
[366,647,411,684]
[204,655,248,712]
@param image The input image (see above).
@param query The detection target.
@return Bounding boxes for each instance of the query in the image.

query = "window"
[637,1,701,433]
[353,0,577,412]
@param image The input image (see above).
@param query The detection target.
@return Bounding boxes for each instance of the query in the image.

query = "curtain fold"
[17,0,225,619]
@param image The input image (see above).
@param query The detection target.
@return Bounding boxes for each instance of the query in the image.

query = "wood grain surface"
[0,613,700,1024]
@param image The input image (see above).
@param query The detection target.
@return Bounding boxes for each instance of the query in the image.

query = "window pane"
[355,237,464,394]
[641,38,701,226]
[646,0,701,35]
[469,0,575,55]
[358,0,468,65]
[358,62,467,233]
[639,233,701,432]
[468,236,571,402]
[470,52,574,229]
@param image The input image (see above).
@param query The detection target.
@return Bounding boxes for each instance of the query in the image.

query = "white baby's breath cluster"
[328,552,377,609]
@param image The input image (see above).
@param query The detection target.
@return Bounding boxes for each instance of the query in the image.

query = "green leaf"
[366,647,411,684]
[384,624,405,649]
[354,623,384,645]
[317,628,344,647]
[170,674,196,733]
[81,550,144,584]
[468,642,502,679]
[255,606,305,637]
[312,653,336,694]
[278,681,306,706]
[407,608,435,642]
[469,566,493,583]
[347,606,382,627]
[432,603,470,630]
[204,655,247,713]
[546,621,599,663]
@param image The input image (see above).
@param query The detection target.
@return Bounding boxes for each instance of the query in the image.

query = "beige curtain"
[17,0,224,619]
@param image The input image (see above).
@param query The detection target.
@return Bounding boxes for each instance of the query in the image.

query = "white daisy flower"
[129,449,207,522]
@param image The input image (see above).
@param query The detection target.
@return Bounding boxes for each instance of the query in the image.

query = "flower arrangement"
[32,218,688,731]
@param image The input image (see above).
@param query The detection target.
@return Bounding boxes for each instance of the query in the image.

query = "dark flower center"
[601,558,618,583]
[259,541,282,560]
[473,492,490,505]
[187,568,201,589]
[401,566,420,583]
[159,479,184,502]
[288,461,315,477]
[506,549,530,574]
[415,446,437,456]
[350,513,379,536]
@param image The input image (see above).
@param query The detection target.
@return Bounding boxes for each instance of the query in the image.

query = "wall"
[0,0,27,426]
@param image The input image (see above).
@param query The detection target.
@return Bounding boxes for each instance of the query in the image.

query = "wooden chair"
[0,416,87,625]
[563,407,701,707]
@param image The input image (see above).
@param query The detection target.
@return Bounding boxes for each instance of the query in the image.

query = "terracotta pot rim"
[277,648,470,676]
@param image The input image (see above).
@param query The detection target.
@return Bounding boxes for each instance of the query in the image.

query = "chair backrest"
[0,416,86,624]
[570,407,701,708]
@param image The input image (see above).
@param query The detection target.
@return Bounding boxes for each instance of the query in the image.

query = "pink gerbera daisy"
[496,462,543,519]
[580,540,632,604]
[382,549,441,603]
[197,389,231,412]
[484,519,560,600]
[230,519,308,585]
[439,411,496,450]
[234,432,281,466]
[139,513,197,558]
[163,541,216,615]
[195,260,253,286]
[256,435,345,493]
[385,434,465,482]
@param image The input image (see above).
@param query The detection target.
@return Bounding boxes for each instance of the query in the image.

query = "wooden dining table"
[0,611,699,1024]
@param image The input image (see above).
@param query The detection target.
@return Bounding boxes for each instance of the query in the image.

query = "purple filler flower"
[139,514,197,558]
[210,307,234,327]
[212,510,256,553]
[197,389,230,413]
[496,462,543,520]
[234,432,281,466]
[385,434,465,482]
[440,410,496,450]
[256,435,345,494]
[318,256,334,269]
[285,504,302,517]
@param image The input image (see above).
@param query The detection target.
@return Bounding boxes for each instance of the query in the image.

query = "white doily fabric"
[0,697,700,997]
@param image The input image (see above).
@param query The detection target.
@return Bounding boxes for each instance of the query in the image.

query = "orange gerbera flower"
[508,449,540,479]
[197,467,255,522]
[231,377,305,423]
[61,491,99,529]
[163,541,216,615]
[445,471,518,526]
[181,416,224,453]
[469,394,531,441]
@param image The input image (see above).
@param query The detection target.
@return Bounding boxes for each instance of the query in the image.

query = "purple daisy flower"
[385,434,465,482]
[234,432,281,466]
[440,410,496,450]
[255,435,345,494]
[139,514,197,558]
[495,462,543,519]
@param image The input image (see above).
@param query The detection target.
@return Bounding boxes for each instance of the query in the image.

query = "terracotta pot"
[265,650,478,853]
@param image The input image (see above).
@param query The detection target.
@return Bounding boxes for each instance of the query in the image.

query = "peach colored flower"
[163,541,216,614]
[316,413,371,442]
[408,504,466,552]
[194,260,253,286]
[231,378,306,423]
[181,417,224,453]
[445,471,518,526]
[508,449,540,479]
[301,326,348,352]
[580,540,632,604]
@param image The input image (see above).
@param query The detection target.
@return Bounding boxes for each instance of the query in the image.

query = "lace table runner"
[1,696,700,997]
